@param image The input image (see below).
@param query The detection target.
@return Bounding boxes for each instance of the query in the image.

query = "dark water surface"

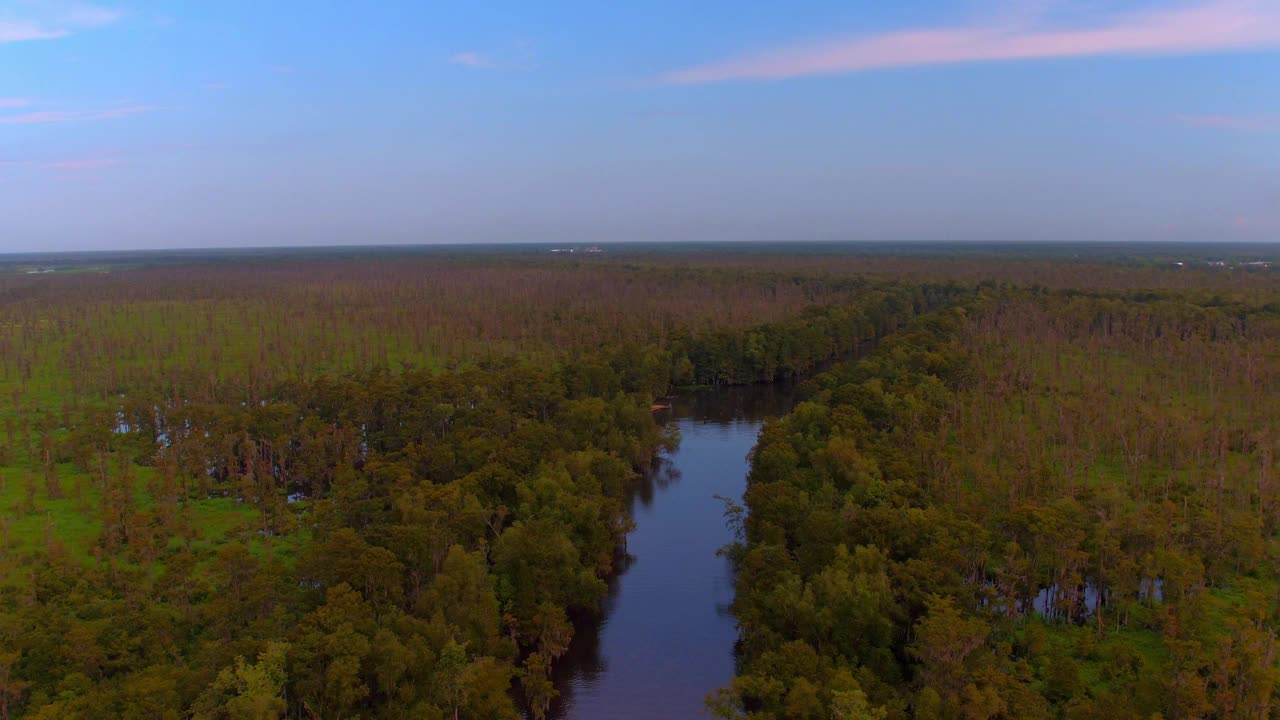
[545,382,801,720]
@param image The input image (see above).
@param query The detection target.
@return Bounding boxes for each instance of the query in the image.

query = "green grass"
[0,459,308,587]
[1024,617,1169,697]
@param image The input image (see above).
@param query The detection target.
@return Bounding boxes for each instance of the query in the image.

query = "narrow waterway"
[545,382,802,720]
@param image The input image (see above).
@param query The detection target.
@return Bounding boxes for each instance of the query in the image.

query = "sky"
[1,0,1278,252]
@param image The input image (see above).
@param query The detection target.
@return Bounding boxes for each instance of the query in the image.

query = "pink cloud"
[0,4,120,44]
[45,154,118,170]
[0,98,31,108]
[663,0,1280,84]
[0,150,120,171]
[1171,113,1280,131]
[0,21,65,43]
[0,104,158,125]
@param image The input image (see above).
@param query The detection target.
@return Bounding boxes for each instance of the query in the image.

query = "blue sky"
[1,0,1278,251]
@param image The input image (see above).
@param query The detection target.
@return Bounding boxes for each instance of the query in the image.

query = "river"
[544,381,802,720]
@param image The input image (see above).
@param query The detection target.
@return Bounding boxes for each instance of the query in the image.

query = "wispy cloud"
[663,0,1280,84]
[270,64,295,74]
[203,82,228,90]
[0,148,121,171]
[0,98,31,108]
[0,20,65,42]
[449,42,537,71]
[0,3,121,44]
[0,104,158,125]
[45,150,119,170]
[59,4,123,27]
[450,51,497,69]
[1170,113,1280,132]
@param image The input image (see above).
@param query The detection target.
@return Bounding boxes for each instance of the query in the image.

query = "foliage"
[0,255,945,718]
[718,288,1280,719]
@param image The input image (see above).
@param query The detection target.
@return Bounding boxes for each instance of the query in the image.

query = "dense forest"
[0,253,960,718]
[1,247,1277,718]
[715,286,1280,719]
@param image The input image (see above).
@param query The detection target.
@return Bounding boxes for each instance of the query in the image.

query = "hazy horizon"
[3,0,1278,252]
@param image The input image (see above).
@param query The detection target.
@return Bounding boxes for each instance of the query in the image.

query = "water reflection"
[631,456,681,511]
[543,380,802,720]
